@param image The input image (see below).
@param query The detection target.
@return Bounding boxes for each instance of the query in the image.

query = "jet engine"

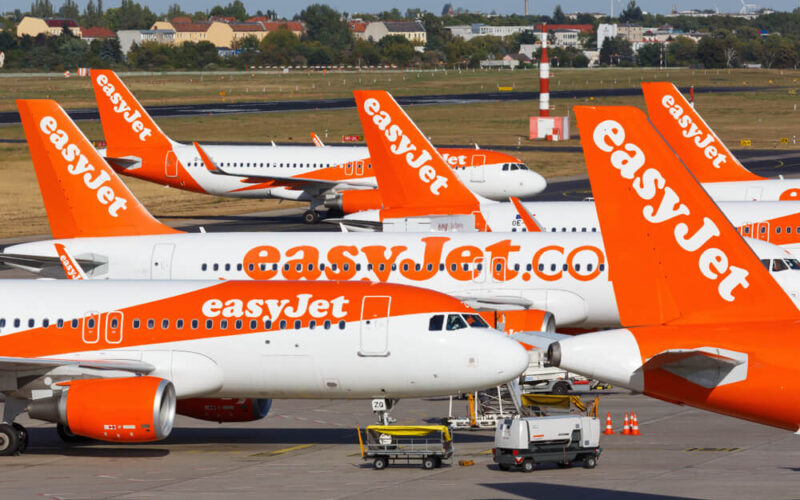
[177,398,272,423]
[28,376,176,442]
[324,189,382,214]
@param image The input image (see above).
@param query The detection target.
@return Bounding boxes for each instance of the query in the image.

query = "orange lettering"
[399,236,448,281]
[362,245,407,282]
[283,246,322,280]
[567,246,605,281]
[325,245,358,280]
[445,245,483,281]
[243,246,280,279]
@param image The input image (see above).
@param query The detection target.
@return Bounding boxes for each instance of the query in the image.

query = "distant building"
[246,18,304,37]
[117,29,174,55]
[616,24,643,43]
[449,23,591,42]
[348,20,368,41]
[442,3,455,16]
[551,29,582,48]
[230,22,269,44]
[480,58,519,69]
[597,23,617,50]
[17,16,81,38]
[151,19,234,48]
[364,21,426,45]
[81,26,115,43]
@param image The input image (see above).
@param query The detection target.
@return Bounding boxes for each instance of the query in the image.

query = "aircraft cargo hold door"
[359,296,391,356]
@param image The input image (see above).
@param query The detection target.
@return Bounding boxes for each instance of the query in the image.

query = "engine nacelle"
[28,376,176,442]
[177,398,272,423]
[324,190,382,214]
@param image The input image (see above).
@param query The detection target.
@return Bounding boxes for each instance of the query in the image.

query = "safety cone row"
[602,412,642,436]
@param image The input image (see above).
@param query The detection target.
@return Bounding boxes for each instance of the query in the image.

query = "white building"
[597,23,617,50]
[117,29,175,55]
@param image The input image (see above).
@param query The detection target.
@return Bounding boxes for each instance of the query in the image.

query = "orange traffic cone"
[603,412,614,435]
[622,412,631,435]
[631,412,641,436]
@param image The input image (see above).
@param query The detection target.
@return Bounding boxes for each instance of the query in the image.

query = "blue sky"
[5,0,796,18]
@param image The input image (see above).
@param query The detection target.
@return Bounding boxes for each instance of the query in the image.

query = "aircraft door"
[470,155,486,182]
[491,257,507,282]
[165,151,178,178]
[355,161,364,176]
[151,243,175,279]
[345,162,354,176]
[105,311,124,344]
[359,296,391,356]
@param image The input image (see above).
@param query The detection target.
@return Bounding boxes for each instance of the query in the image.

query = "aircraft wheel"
[303,210,321,224]
[0,423,20,456]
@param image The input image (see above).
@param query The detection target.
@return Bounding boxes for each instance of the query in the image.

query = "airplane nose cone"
[483,332,530,384]
[530,172,548,196]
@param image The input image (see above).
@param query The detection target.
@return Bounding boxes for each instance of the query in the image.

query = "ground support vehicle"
[493,415,601,472]
[521,349,595,395]
[358,425,454,470]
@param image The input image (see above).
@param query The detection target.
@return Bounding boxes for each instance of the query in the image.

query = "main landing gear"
[0,422,28,456]
[303,210,321,224]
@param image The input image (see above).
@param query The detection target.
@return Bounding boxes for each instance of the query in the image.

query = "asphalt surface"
[0,85,766,124]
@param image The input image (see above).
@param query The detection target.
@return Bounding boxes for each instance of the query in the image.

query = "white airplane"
[91,70,546,224]
[0,279,527,455]
[643,81,800,202]
[548,104,800,432]
[9,99,800,332]
[337,91,800,237]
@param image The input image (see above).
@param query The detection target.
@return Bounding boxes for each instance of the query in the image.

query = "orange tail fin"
[17,99,181,239]
[90,69,172,158]
[641,82,763,183]
[575,105,797,326]
[352,90,480,214]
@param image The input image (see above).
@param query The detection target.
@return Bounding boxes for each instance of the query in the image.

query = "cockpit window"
[772,259,789,272]
[463,314,489,328]
[760,259,770,269]
[446,314,468,331]
[502,163,509,171]
[510,164,518,171]
[786,258,800,270]
[517,163,529,170]
[429,314,444,331]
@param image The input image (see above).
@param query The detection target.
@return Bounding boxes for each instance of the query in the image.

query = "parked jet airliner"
[90,70,546,223]
[0,279,527,455]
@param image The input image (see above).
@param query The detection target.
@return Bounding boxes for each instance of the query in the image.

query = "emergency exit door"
[165,151,178,178]
[470,155,486,182]
[359,296,391,356]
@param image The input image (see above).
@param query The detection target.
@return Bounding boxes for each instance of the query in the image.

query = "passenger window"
[237,263,243,271]
[356,263,362,271]
[43,318,50,328]
[550,264,556,271]
[446,314,467,331]
[575,264,581,271]
[86,318,94,329]
[202,263,207,271]
[338,320,346,330]
[191,319,199,329]
[57,319,64,328]
[264,319,272,329]
[429,314,444,331]
[599,264,606,271]
[587,263,593,271]
[220,320,228,330]
[777,227,782,234]
[415,264,421,271]
[249,263,255,271]
[161,319,169,329]
[176,319,184,329]
[324,320,332,329]
[28,319,34,328]
[235,319,242,329]
[320,263,326,271]
[279,320,287,329]
[250,319,258,329]
[213,263,219,271]
[309,320,316,330]
[71,319,78,328]
[427,263,433,271]
[147,319,154,329]
[439,263,445,271]
[206,319,213,329]
[225,263,231,271]
[539,264,544,271]
[451,263,457,272]
[760,226,766,234]
[391,264,397,271]
[744,227,750,234]
[788,227,793,234]
[109,318,118,329]
[527,264,532,271]
[294,320,301,329]
[343,264,350,271]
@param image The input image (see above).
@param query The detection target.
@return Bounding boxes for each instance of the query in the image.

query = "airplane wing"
[104,156,142,171]
[510,331,570,349]
[453,295,535,310]
[323,218,382,232]
[642,347,748,389]
[0,356,154,374]
[192,142,363,189]
[0,253,101,273]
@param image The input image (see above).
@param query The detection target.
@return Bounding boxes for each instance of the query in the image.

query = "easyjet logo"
[592,119,749,302]
[241,237,605,284]
[201,294,349,320]
[39,116,128,217]
[95,74,152,142]
[362,98,449,195]
[660,93,728,170]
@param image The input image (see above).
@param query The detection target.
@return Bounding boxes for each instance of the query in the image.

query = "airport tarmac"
[0,392,797,499]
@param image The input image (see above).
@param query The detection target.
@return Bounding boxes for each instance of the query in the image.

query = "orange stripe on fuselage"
[0,281,469,358]
[737,212,800,246]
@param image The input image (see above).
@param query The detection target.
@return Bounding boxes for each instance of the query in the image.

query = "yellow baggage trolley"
[358,425,454,470]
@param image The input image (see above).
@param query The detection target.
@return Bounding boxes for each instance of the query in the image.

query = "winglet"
[509,197,542,232]
[575,105,798,326]
[54,243,87,279]
[193,142,223,174]
[641,82,763,182]
[17,99,181,239]
[353,90,480,215]
[311,132,325,147]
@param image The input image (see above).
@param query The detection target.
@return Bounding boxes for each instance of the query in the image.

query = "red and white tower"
[539,34,550,117]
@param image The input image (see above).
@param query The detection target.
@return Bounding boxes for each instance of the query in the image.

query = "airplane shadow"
[479,482,699,500]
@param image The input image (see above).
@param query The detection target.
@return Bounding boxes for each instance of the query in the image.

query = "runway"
[0,85,765,124]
